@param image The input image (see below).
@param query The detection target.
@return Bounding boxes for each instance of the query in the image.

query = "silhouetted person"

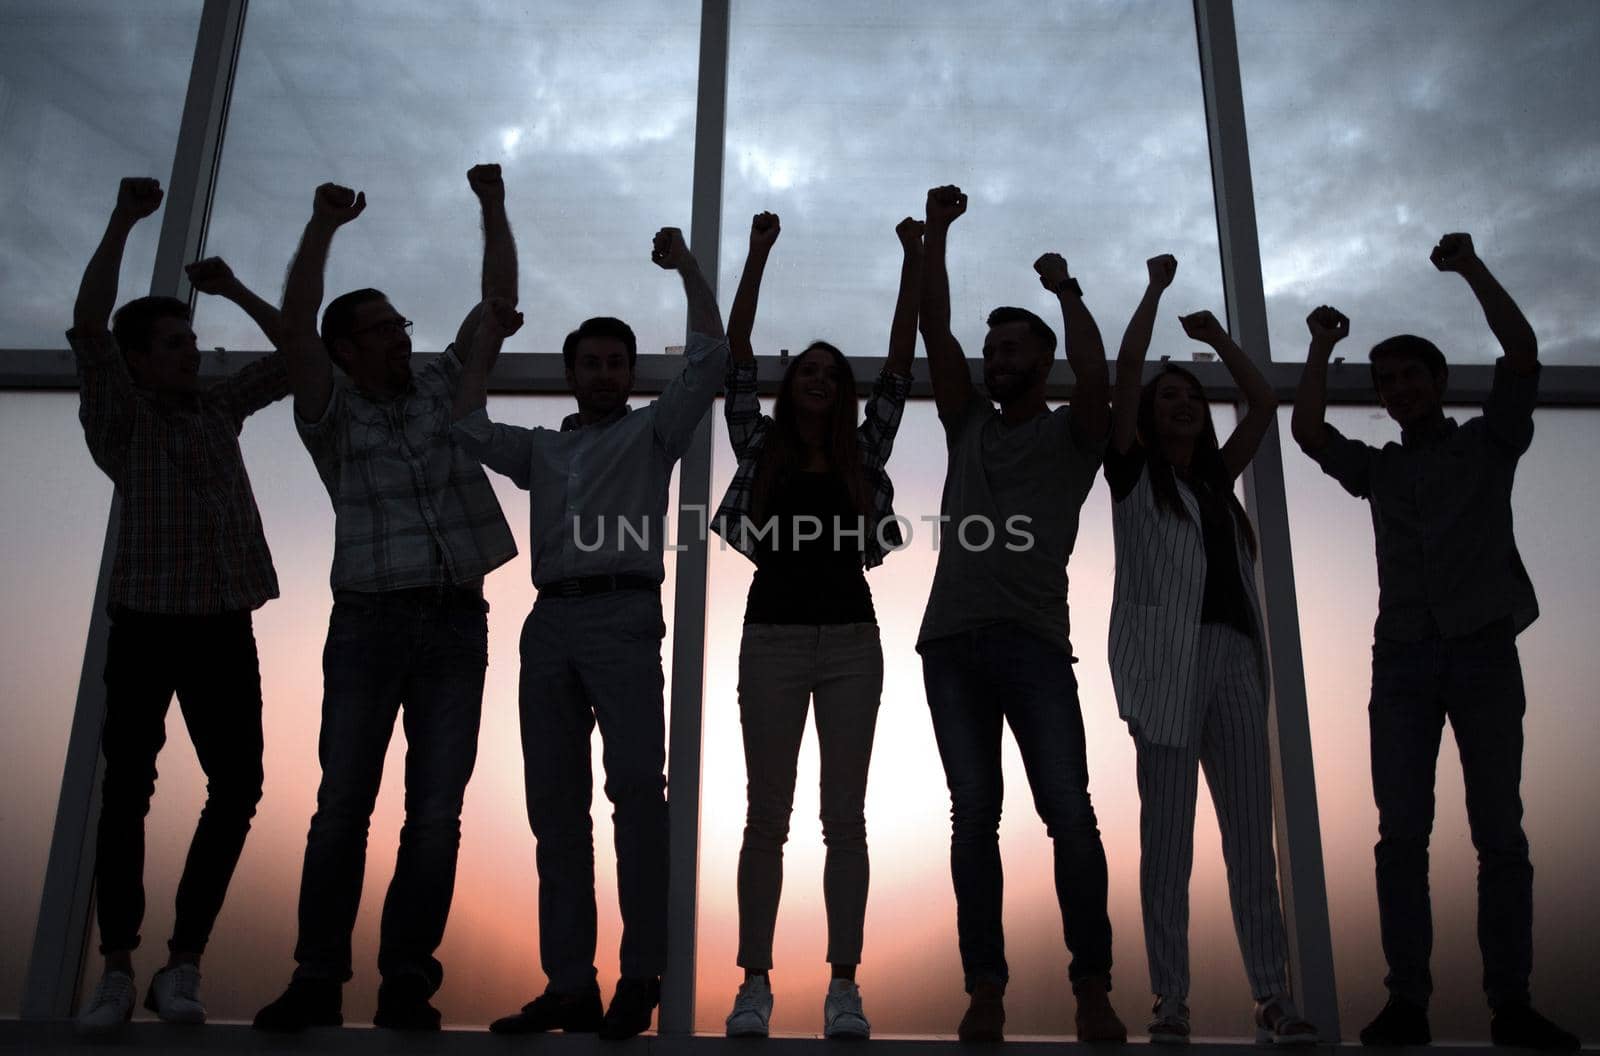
[714,212,919,1039]
[70,177,288,1034]
[453,226,727,1041]
[253,167,518,1033]
[1292,235,1577,1051]
[914,185,1126,1043]
[1103,255,1316,1044]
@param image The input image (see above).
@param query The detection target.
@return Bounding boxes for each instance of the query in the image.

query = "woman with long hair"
[710,211,920,1039]
[1104,254,1317,1044]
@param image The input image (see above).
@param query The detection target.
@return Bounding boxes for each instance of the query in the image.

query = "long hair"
[750,341,871,524]
[1135,365,1257,558]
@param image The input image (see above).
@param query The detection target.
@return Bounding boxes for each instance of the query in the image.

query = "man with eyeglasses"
[254,166,519,1033]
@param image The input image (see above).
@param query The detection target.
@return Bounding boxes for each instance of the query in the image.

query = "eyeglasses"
[351,317,414,339]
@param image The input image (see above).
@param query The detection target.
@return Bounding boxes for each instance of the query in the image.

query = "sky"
[1,0,1597,1041]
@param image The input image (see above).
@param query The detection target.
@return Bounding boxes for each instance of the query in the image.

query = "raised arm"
[1034,251,1110,447]
[1180,309,1279,479]
[469,164,518,304]
[75,178,163,335]
[1108,254,1176,454]
[185,257,282,348]
[452,296,524,420]
[920,185,975,423]
[281,183,365,421]
[886,217,923,377]
[1431,232,1536,374]
[654,226,724,339]
[728,211,780,364]
[1290,305,1350,453]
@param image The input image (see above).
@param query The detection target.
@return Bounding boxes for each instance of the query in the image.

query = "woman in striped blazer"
[1104,254,1316,1044]
[710,211,919,1040]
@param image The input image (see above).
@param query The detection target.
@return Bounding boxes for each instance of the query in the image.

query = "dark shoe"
[373,974,441,1031]
[1491,1003,1580,1051]
[957,981,1006,1042]
[600,977,661,1040]
[252,977,343,1032]
[1359,995,1430,1046]
[490,988,605,1034]
[1073,975,1128,1043]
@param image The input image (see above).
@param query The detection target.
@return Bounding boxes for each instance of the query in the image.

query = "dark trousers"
[519,589,669,995]
[292,588,488,990]
[95,609,264,956]
[1368,617,1533,1009]
[921,624,1114,992]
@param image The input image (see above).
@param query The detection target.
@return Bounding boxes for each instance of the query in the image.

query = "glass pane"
[697,392,1261,1037]
[719,0,1223,367]
[194,0,701,357]
[0,393,114,1014]
[1239,0,1600,364]
[0,1,202,347]
[1281,405,1600,1042]
[82,393,678,1025]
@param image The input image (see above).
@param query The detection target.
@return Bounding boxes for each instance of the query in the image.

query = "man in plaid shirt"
[71,177,290,1034]
[254,170,517,1034]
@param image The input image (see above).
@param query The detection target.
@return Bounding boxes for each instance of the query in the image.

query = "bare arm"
[74,178,163,335]
[1034,251,1110,447]
[728,212,779,363]
[919,185,975,423]
[1180,309,1278,478]
[654,227,724,339]
[452,297,523,420]
[1290,305,1350,453]
[1432,232,1536,374]
[185,257,282,348]
[281,183,365,421]
[469,164,518,305]
[1108,254,1176,454]
[886,217,923,377]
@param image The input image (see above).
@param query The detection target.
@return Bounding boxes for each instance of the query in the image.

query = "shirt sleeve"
[1305,423,1377,499]
[1102,440,1148,503]
[723,357,768,460]
[1480,355,1539,455]
[654,332,730,460]
[295,379,347,469]
[450,406,535,490]
[857,368,913,473]
[215,349,291,430]
[68,328,136,482]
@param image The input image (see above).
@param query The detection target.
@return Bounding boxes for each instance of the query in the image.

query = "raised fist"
[1147,253,1178,291]
[467,164,504,204]
[115,177,163,223]
[1306,305,1350,346]
[184,257,239,297]
[1033,252,1072,293]
[749,211,781,252]
[925,185,968,228]
[895,216,925,248]
[651,227,693,271]
[1178,309,1228,344]
[1429,232,1478,273]
[313,183,366,226]
[480,296,524,341]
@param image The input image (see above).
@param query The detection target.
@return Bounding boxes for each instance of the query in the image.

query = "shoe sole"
[1256,1029,1320,1045]
[826,1026,871,1040]
[1150,1030,1191,1044]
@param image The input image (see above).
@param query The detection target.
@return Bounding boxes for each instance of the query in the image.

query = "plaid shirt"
[711,358,911,569]
[71,328,287,614]
[298,346,516,592]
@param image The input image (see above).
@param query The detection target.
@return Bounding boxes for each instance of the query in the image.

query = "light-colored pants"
[735,622,883,971]
[1134,623,1289,1002]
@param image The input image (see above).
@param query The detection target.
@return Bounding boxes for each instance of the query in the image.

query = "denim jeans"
[921,623,1114,992]
[519,589,669,994]
[292,587,488,991]
[95,609,264,956]
[1368,617,1532,1009]
[735,622,883,971]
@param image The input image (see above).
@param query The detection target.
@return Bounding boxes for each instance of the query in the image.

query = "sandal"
[1148,997,1191,1044]
[1255,994,1319,1045]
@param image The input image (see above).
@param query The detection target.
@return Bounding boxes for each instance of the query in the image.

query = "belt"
[539,574,659,598]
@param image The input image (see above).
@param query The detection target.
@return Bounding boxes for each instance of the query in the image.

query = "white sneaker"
[726,976,773,1037]
[145,963,206,1024]
[76,969,136,1034]
[824,979,870,1039]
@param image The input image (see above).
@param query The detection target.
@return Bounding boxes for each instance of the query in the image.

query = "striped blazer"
[1107,456,1270,747]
